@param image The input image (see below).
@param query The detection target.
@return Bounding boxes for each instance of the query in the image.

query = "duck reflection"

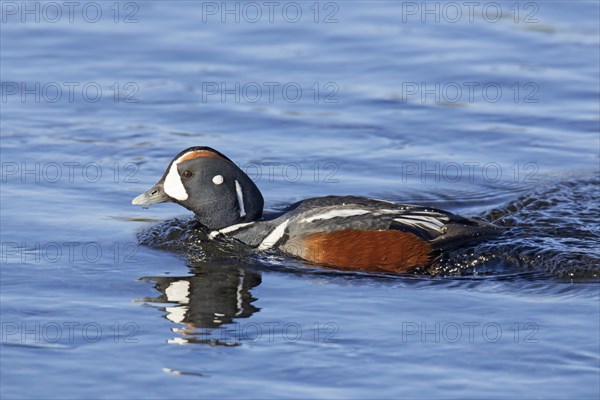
[138,263,261,345]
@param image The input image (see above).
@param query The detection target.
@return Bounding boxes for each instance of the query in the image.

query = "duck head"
[132,146,264,230]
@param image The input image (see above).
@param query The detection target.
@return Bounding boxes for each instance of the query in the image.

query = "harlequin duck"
[132,146,500,273]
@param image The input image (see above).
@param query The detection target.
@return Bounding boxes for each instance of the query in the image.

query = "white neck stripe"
[208,222,255,239]
[235,180,246,217]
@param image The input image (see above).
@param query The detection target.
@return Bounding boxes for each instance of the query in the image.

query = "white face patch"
[235,180,246,217]
[164,161,189,201]
[212,175,224,185]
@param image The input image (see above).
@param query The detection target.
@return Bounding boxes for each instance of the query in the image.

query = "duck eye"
[182,170,193,178]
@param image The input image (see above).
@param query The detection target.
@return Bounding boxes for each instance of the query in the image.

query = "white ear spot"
[212,175,224,185]
[164,162,188,201]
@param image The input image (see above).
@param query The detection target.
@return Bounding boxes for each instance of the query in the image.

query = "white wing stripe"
[301,209,370,223]
[398,215,447,227]
[258,219,290,250]
[393,217,445,232]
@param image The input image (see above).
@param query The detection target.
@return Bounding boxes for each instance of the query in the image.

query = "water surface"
[1,1,599,399]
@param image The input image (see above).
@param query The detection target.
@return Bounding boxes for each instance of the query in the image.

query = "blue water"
[1,1,599,399]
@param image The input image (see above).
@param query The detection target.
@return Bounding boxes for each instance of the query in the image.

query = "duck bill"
[132,182,171,206]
